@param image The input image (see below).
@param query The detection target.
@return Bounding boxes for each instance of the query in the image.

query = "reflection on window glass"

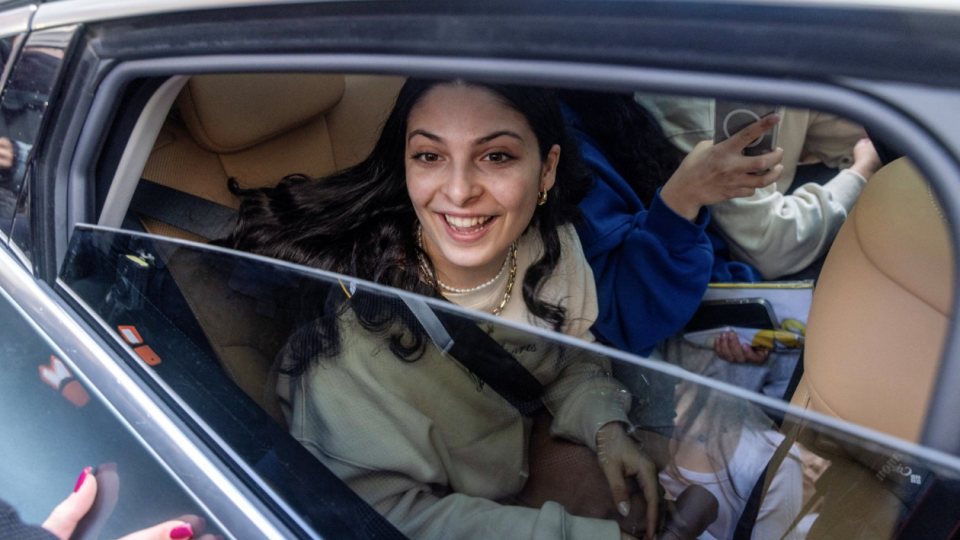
[0,274,221,538]
[60,228,960,540]
[0,27,74,237]
[10,163,29,262]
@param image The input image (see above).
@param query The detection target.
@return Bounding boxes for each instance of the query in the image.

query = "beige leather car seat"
[141,73,405,241]
[777,158,954,538]
[137,73,404,421]
[791,157,954,442]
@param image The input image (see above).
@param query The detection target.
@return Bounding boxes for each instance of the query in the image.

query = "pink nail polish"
[170,524,193,539]
[73,466,93,493]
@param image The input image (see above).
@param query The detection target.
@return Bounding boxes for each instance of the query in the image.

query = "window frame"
[9,5,960,536]
[53,52,960,446]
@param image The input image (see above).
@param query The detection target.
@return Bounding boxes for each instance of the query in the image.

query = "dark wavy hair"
[558,90,684,208]
[215,78,591,374]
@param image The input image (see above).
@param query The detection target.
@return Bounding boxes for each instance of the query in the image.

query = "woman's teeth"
[444,215,491,232]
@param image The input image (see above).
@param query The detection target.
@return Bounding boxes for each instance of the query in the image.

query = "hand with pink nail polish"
[39,467,221,540]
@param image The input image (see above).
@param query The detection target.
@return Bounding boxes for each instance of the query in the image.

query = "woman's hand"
[849,137,883,181]
[597,423,661,540]
[714,330,770,365]
[659,114,784,221]
[42,467,218,540]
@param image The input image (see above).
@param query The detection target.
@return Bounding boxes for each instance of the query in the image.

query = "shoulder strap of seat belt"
[400,295,546,417]
[733,349,806,540]
[128,179,238,240]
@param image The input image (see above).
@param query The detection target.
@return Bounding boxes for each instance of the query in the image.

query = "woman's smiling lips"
[438,213,498,241]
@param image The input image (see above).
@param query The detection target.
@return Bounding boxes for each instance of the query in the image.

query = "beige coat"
[280,225,630,540]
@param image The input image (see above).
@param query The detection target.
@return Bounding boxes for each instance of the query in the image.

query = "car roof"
[28,0,960,31]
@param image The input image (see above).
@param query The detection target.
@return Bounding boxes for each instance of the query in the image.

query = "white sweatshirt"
[635,95,867,279]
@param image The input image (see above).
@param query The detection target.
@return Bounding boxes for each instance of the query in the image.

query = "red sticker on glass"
[134,345,162,366]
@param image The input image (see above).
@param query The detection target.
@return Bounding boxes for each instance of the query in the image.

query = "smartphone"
[685,298,778,332]
[714,100,779,157]
[70,463,120,540]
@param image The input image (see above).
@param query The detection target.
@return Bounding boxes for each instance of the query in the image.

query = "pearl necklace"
[416,223,518,316]
[437,249,509,293]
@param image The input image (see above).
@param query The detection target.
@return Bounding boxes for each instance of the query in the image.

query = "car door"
[5,1,960,539]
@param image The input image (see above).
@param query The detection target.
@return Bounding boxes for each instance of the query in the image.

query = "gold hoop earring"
[537,187,548,206]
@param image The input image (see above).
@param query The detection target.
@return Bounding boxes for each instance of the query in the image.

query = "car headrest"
[800,158,954,442]
[177,73,346,153]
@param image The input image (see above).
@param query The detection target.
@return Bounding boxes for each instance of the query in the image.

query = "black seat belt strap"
[128,179,238,240]
[401,295,545,416]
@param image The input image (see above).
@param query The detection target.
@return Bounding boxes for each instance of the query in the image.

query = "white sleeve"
[709,168,866,279]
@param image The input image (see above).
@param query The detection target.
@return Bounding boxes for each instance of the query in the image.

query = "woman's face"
[405,83,560,289]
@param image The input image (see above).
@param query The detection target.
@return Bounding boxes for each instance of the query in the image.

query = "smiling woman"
[214,78,667,540]
[406,83,560,294]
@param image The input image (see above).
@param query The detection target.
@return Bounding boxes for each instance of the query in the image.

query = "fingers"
[743,148,784,175]
[635,461,660,540]
[601,458,632,519]
[715,332,744,363]
[0,137,13,169]
[754,163,784,186]
[726,113,780,151]
[117,520,198,540]
[744,347,771,365]
[713,332,732,361]
[42,467,98,540]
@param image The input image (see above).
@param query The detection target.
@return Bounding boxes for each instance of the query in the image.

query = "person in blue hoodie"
[560,91,780,358]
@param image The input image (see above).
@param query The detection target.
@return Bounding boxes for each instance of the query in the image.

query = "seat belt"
[733,349,806,540]
[398,295,546,417]
[127,179,238,240]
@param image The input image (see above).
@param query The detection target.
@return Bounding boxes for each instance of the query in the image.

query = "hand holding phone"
[714,100,780,157]
[660,107,784,219]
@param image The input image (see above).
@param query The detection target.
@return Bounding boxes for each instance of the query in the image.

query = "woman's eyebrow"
[477,130,524,144]
[408,129,440,143]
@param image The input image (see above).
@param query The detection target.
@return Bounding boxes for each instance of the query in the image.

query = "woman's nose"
[442,162,482,206]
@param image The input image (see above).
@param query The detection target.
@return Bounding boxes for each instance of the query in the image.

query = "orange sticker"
[39,356,89,408]
[118,325,143,345]
[39,355,72,391]
[62,380,90,408]
[134,345,161,366]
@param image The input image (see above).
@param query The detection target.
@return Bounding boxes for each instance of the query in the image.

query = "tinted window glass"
[0,27,74,241]
[59,227,960,540]
[0,258,222,537]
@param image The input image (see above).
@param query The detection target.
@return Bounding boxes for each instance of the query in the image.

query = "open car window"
[57,226,960,540]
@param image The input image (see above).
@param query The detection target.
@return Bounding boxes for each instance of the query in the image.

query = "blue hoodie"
[566,107,757,356]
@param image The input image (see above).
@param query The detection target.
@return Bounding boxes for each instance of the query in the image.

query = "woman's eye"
[484,152,514,163]
[412,152,440,163]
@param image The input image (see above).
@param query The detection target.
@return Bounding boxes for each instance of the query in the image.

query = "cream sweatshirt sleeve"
[531,225,631,450]
[709,167,866,279]
[633,95,869,279]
